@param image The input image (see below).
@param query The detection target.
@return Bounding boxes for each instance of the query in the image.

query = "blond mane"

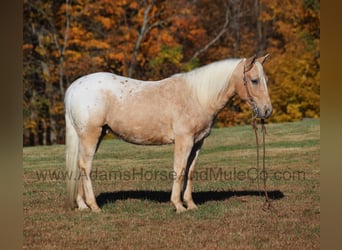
[173,59,242,107]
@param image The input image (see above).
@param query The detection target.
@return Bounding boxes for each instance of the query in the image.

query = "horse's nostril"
[264,106,272,118]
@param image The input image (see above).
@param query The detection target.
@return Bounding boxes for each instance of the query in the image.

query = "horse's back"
[66,72,131,98]
[66,72,163,101]
[64,72,171,135]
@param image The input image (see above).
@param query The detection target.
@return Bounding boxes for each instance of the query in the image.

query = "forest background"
[23,0,320,146]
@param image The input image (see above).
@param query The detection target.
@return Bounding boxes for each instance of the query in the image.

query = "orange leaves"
[22,44,33,50]
[259,0,320,122]
[68,24,110,52]
[23,0,320,146]
[86,40,110,50]
[129,1,139,9]
[188,29,206,42]
[108,51,126,62]
[94,16,114,30]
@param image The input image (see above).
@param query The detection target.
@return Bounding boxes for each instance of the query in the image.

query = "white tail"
[65,113,80,209]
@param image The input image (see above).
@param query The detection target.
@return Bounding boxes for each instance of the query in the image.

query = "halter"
[243,61,259,118]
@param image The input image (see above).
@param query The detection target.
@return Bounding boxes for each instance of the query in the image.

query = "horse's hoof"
[187,203,198,210]
[175,205,187,213]
[91,207,102,213]
[77,207,90,212]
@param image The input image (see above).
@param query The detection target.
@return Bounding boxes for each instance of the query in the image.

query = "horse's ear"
[258,54,270,65]
[245,55,257,71]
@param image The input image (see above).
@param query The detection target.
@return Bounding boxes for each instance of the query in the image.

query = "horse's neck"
[209,67,242,115]
[209,84,236,116]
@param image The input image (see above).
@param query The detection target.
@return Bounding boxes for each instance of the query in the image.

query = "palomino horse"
[65,55,272,213]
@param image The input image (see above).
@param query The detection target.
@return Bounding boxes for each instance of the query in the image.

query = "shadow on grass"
[97,189,284,208]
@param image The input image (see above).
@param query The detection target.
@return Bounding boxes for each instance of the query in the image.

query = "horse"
[64,54,272,213]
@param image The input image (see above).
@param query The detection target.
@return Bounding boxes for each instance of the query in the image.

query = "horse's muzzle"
[262,105,273,119]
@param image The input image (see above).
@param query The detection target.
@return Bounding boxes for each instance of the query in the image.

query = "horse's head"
[235,54,273,119]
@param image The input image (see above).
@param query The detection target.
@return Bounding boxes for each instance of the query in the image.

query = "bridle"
[243,63,259,118]
[243,59,276,213]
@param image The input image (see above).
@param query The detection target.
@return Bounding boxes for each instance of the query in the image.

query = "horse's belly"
[113,126,174,145]
[107,115,175,145]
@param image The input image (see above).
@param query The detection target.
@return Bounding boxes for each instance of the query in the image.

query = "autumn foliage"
[23,0,320,145]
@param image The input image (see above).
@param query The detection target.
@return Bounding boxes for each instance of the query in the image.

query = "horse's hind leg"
[78,126,102,212]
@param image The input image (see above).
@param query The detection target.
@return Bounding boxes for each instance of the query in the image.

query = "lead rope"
[243,61,276,213]
[252,118,277,213]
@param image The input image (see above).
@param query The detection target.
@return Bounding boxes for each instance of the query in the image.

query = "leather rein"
[243,62,276,212]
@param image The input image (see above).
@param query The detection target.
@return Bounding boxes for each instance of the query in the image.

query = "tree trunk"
[255,0,264,55]
[128,3,153,78]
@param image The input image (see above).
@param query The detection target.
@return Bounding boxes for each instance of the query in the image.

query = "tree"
[23,0,320,145]
[24,0,70,144]
[259,0,320,121]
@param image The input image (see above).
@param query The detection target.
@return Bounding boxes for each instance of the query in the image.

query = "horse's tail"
[65,111,79,209]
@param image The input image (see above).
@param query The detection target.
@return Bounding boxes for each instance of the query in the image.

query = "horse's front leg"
[183,139,204,210]
[171,135,194,213]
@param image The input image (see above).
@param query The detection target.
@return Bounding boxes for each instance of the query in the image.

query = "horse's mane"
[173,58,242,107]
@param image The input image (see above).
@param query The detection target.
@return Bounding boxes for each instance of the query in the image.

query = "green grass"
[23,119,320,249]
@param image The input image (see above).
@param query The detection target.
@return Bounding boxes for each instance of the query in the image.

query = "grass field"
[23,119,320,249]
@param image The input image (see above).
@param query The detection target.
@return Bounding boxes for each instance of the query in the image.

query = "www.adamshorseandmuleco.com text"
[34,167,306,182]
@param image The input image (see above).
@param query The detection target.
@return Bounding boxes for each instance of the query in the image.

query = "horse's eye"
[251,79,259,84]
